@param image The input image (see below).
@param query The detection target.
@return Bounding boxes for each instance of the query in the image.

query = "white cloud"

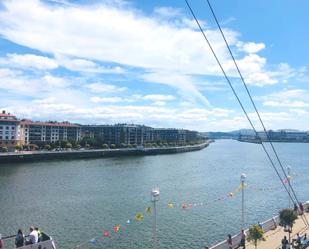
[143,94,175,101]
[86,82,127,93]
[0,0,291,103]
[260,89,309,108]
[263,100,309,108]
[90,96,122,103]
[1,53,58,70]
[238,42,265,54]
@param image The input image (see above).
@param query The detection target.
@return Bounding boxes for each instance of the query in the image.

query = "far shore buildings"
[0,111,202,150]
[0,111,21,150]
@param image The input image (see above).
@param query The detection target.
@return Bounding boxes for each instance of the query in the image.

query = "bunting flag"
[135,213,144,221]
[89,238,96,244]
[70,182,264,249]
[103,230,110,237]
[168,202,174,208]
[113,225,120,232]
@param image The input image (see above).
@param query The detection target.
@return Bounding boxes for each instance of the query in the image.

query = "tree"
[102,144,109,149]
[279,208,298,243]
[0,146,8,152]
[15,145,22,151]
[247,225,265,249]
[44,144,51,151]
[110,144,116,149]
[65,143,72,149]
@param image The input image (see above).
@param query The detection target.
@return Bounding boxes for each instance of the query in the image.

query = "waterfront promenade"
[0,142,210,163]
[210,210,309,249]
[246,212,309,249]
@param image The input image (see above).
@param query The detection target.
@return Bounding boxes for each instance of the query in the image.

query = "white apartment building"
[0,110,21,150]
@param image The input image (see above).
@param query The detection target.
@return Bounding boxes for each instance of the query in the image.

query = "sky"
[0,0,308,132]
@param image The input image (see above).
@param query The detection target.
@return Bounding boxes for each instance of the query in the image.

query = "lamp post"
[287,166,291,208]
[240,173,246,229]
[151,187,160,249]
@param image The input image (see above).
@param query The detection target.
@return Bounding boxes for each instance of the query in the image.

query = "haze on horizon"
[0,0,308,132]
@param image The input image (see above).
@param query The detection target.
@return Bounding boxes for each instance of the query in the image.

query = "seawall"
[0,142,210,163]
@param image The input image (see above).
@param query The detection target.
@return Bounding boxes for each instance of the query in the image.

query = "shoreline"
[0,141,210,163]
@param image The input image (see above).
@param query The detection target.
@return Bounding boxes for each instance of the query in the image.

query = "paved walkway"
[246,212,309,249]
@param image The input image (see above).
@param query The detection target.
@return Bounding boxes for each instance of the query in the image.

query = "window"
[0,126,2,129]
[11,127,15,130]
[11,136,15,139]
[5,136,9,140]
[6,126,9,130]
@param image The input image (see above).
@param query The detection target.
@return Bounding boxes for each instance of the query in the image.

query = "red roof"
[0,113,17,118]
[20,120,80,128]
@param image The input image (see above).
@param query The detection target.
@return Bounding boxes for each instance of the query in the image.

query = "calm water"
[1,140,309,249]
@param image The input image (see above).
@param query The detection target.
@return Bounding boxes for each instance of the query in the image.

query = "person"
[15,229,24,248]
[294,203,298,215]
[281,236,289,249]
[295,233,302,248]
[26,226,38,245]
[0,234,3,249]
[227,234,232,249]
[272,217,277,229]
[299,202,304,215]
[239,229,246,249]
[35,227,42,242]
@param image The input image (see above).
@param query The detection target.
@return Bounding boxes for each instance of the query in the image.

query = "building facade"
[0,111,21,150]
[81,124,154,146]
[0,110,203,150]
[20,120,81,146]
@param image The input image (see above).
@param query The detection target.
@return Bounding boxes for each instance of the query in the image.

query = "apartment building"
[20,120,82,145]
[0,110,21,149]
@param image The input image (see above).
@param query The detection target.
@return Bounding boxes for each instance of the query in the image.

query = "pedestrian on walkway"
[227,234,232,249]
[239,229,246,249]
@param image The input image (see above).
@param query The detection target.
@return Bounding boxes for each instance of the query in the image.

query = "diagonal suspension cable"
[184,0,308,226]
[204,0,309,226]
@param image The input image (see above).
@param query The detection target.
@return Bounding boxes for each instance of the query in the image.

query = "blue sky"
[0,0,308,131]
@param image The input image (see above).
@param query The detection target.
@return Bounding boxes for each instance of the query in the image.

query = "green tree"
[65,143,72,149]
[247,225,265,249]
[60,140,67,148]
[44,144,51,150]
[279,208,298,243]
[110,144,116,149]
[102,144,109,149]
[0,146,8,152]
[15,145,22,151]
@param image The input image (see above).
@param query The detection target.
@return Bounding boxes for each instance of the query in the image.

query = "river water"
[1,140,309,249]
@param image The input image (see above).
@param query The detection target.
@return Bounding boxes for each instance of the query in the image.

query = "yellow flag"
[168,202,174,208]
[135,213,144,221]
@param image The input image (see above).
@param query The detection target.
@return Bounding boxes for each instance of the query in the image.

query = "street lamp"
[240,173,246,229]
[287,166,291,208]
[151,187,160,249]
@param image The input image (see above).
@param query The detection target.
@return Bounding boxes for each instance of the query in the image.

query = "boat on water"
[0,232,56,249]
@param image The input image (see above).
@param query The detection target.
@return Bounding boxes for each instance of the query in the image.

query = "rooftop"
[20,120,80,128]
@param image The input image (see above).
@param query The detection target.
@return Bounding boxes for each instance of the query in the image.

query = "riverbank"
[0,141,210,163]
[238,138,309,143]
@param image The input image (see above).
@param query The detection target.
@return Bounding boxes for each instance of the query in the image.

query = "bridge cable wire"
[184,0,309,227]
[204,0,309,226]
